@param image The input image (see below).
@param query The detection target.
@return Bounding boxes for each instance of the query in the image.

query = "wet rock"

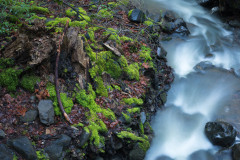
[162,21,175,33]
[144,68,158,90]
[129,143,146,160]
[37,100,54,125]
[128,9,145,23]
[189,150,215,160]
[76,129,90,148]
[160,92,167,104]
[205,54,214,58]
[232,143,240,160]
[163,11,175,22]
[110,155,122,160]
[153,14,161,22]
[229,19,240,28]
[140,112,146,124]
[7,136,37,160]
[211,7,219,14]
[194,61,214,71]
[119,112,131,124]
[215,148,233,160]
[174,26,190,36]
[174,18,187,28]
[0,144,14,160]
[45,134,71,160]
[156,156,174,160]
[157,46,167,59]
[20,110,38,123]
[0,129,5,139]
[205,121,236,147]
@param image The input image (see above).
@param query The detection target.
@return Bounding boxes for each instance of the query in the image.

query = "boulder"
[128,9,145,23]
[232,143,240,160]
[37,100,54,125]
[45,134,71,160]
[7,136,37,160]
[76,129,90,148]
[20,110,38,123]
[0,144,14,160]
[205,121,236,147]
[129,143,146,160]
[0,129,5,139]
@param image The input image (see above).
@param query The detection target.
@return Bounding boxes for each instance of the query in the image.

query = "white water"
[143,0,240,160]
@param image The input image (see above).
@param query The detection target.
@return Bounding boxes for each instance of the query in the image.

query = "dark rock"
[163,11,175,22]
[129,143,146,160]
[196,0,216,7]
[229,19,240,28]
[153,14,161,22]
[232,143,240,160]
[211,7,220,15]
[7,136,37,160]
[45,134,71,160]
[0,144,14,160]
[162,21,175,33]
[144,68,158,90]
[205,54,214,58]
[128,9,145,23]
[157,46,167,59]
[85,32,91,40]
[0,129,5,139]
[140,112,146,124]
[95,156,104,160]
[160,93,167,104]
[110,155,122,160]
[194,61,214,71]
[76,129,90,148]
[37,100,54,125]
[20,110,38,122]
[174,26,190,36]
[205,121,236,147]
[119,112,131,124]
[226,0,240,11]
[174,18,187,28]
[189,150,215,160]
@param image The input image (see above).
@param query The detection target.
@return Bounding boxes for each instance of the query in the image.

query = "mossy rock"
[20,74,40,92]
[30,6,50,14]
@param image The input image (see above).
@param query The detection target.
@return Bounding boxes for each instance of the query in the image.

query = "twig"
[55,19,73,124]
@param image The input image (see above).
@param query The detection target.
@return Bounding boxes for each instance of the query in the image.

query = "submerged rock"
[194,61,214,71]
[232,143,240,160]
[37,100,54,125]
[128,9,145,23]
[189,150,215,160]
[45,134,71,160]
[0,144,14,160]
[7,136,37,160]
[205,121,236,147]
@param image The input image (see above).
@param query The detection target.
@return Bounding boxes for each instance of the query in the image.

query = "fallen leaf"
[142,62,150,69]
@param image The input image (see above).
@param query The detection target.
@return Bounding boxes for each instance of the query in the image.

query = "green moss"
[144,20,153,26]
[30,6,49,14]
[29,15,47,21]
[125,63,140,80]
[108,2,118,8]
[102,28,120,43]
[140,121,144,134]
[72,122,84,127]
[106,59,122,78]
[0,58,14,69]
[128,9,134,18]
[46,17,71,27]
[36,150,48,160]
[127,107,141,114]
[13,155,18,160]
[69,20,88,28]
[122,112,131,123]
[90,43,104,50]
[75,84,115,120]
[20,74,40,92]
[84,127,90,133]
[118,55,128,68]
[113,85,121,91]
[0,67,22,92]
[78,7,91,21]
[66,8,76,17]
[106,85,113,91]
[140,46,152,62]
[95,77,108,97]
[7,15,20,23]
[50,15,54,18]
[119,0,129,5]
[117,131,150,152]
[46,83,73,115]
[123,98,143,106]
[82,35,96,61]
[144,122,153,132]
[81,141,88,148]
[120,36,133,42]
[97,9,113,19]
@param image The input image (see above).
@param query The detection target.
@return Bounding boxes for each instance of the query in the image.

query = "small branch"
[55,19,73,124]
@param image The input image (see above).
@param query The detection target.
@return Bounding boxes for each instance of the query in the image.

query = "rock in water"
[37,100,54,125]
[205,122,236,147]
[232,143,240,160]
[128,9,145,23]
[7,136,37,160]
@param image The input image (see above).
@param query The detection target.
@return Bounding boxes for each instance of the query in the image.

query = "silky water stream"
[142,0,240,160]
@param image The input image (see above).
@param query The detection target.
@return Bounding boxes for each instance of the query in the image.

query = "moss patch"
[125,63,140,80]
[30,6,49,14]
[108,2,118,8]
[0,58,14,69]
[128,9,134,18]
[144,20,154,26]
[123,98,143,106]
[20,74,40,92]
[97,9,113,19]
[66,8,77,17]
[140,46,152,62]
[0,67,22,92]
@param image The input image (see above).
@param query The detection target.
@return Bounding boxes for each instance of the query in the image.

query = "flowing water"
[142,0,240,159]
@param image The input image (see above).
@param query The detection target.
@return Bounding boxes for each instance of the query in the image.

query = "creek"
[143,0,240,159]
